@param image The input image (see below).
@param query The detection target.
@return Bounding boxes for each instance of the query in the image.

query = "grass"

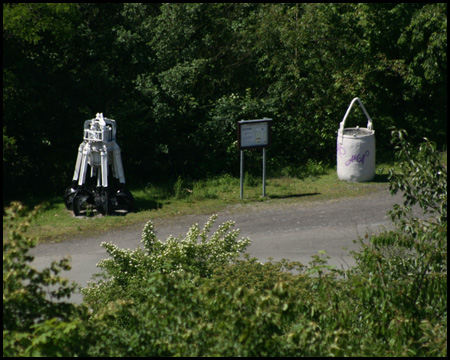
[4,165,392,244]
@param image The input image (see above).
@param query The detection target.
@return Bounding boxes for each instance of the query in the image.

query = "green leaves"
[82,214,252,311]
[3,3,447,200]
[3,202,78,333]
[346,130,447,356]
[3,202,84,356]
[3,3,78,45]
[388,129,447,229]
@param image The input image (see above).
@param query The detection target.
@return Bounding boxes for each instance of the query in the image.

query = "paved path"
[30,189,407,304]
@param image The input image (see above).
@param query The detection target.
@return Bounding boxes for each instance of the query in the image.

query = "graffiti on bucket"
[337,144,370,166]
[337,144,346,157]
[345,150,370,166]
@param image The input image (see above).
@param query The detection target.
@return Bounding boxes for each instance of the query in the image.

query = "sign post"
[240,150,244,199]
[237,118,272,199]
[262,147,266,197]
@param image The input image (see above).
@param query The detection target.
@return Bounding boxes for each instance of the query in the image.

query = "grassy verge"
[4,166,391,243]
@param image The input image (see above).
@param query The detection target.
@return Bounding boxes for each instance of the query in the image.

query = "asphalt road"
[30,188,407,304]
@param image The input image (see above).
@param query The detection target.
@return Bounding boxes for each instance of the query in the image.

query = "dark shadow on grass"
[268,192,320,200]
[133,197,164,212]
[372,173,390,183]
[3,196,62,214]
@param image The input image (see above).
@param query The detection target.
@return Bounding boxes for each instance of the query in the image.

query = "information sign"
[237,118,272,150]
[237,118,272,199]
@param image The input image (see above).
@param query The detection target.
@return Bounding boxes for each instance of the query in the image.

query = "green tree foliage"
[346,132,447,356]
[3,202,86,356]
[388,130,447,228]
[3,3,447,201]
[3,203,77,332]
[3,4,81,198]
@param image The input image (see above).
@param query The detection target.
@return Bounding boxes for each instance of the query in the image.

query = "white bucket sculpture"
[337,98,375,182]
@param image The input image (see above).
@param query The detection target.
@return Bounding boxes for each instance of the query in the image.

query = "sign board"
[237,118,272,150]
[237,118,272,199]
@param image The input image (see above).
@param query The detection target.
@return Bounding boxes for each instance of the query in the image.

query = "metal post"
[262,148,266,197]
[240,150,244,200]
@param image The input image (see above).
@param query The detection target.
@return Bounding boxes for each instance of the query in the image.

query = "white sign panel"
[238,118,272,150]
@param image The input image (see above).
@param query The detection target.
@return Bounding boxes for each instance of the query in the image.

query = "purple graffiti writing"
[337,144,346,157]
[345,150,370,166]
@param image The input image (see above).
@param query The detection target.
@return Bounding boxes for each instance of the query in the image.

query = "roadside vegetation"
[3,132,446,356]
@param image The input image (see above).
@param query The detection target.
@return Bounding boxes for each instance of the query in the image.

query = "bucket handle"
[338,97,373,144]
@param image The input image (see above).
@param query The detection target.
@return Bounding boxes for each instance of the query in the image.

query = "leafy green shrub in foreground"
[82,214,251,311]
[345,131,447,356]
[3,203,77,331]
[3,202,85,356]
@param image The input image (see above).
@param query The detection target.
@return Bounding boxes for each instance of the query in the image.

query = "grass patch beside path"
[4,166,391,244]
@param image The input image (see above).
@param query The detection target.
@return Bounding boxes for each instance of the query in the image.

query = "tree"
[3,3,447,200]
[3,4,84,198]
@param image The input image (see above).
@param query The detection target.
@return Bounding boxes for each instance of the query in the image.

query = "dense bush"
[345,131,447,356]
[82,214,251,311]
[3,202,85,356]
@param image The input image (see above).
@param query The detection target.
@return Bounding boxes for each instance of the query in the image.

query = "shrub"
[3,202,77,332]
[387,129,447,230]
[3,202,84,356]
[346,131,447,356]
[82,214,251,310]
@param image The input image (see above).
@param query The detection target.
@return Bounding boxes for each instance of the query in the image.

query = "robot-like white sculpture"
[64,113,134,215]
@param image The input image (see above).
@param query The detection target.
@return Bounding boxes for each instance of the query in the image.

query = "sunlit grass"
[6,165,393,243]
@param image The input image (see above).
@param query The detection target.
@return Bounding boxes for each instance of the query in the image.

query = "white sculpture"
[337,98,375,182]
[64,113,134,215]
